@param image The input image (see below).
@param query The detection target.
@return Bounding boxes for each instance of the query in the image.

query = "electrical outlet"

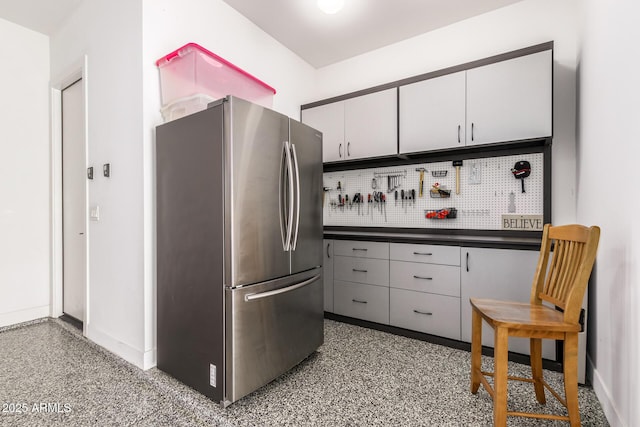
[469,161,481,184]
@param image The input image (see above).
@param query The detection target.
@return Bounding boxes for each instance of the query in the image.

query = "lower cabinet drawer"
[334,280,389,324]
[390,261,460,297]
[390,288,460,340]
[334,256,389,287]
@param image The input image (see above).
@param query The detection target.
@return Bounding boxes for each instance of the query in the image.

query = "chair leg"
[530,338,546,404]
[493,326,509,427]
[470,308,482,394]
[564,333,581,427]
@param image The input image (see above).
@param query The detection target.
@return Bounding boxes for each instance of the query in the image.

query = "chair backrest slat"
[532,224,600,324]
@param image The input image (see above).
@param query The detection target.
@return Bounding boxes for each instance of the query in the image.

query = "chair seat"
[470,298,581,333]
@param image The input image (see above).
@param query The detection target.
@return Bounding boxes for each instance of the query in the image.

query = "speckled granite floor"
[0,318,608,426]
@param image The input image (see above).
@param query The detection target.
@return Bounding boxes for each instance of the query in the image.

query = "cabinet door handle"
[347,142,351,156]
[466,252,469,272]
[413,252,432,256]
[471,123,475,142]
[413,275,433,280]
[352,248,368,252]
[413,309,433,316]
[458,125,461,143]
[326,242,331,258]
[352,269,368,273]
[339,143,342,158]
[352,299,367,304]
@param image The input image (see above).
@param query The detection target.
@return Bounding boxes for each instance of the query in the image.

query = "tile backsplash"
[323,152,544,230]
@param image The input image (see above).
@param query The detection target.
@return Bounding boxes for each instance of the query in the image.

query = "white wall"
[578,1,640,425]
[0,18,50,327]
[46,0,317,368]
[50,0,148,367]
[309,0,579,227]
[140,0,318,365]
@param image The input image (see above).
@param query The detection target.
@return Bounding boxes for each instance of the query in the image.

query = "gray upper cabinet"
[301,101,345,162]
[304,45,552,159]
[466,49,552,146]
[399,71,466,154]
[302,88,397,163]
[400,49,552,154]
[344,88,397,160]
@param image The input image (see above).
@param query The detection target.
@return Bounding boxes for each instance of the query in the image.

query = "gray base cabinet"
[325,239,556,361]
[390,288,460,340]
[460,247,555,359]
[389,243,461,339]
[334,280,389,324]
[331,240,390,324]
[323,239,334,312]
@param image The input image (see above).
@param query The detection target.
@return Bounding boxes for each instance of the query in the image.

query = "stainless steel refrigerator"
[156,96,324,406]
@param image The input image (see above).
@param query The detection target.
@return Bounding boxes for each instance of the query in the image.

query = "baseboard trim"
[588,355,624,426]
[86,325,146,370]
[143,348,157,370]
[0,305,50,328]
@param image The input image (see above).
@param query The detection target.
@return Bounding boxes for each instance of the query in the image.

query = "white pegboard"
[323,153,544,230]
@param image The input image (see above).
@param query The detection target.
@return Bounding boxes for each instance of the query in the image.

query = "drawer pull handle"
[413,252,433,256]
[413,275,433,280]
[352,269,368,273]
[413,309,433,316]
[352,299,368,304]
[352,248,368,251]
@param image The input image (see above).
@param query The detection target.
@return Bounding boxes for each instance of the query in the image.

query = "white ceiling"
[220,0,525,67]
[0,0,83,36]
[0,0,524,68]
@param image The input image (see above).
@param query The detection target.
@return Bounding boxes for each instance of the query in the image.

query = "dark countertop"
[323,228,542,250]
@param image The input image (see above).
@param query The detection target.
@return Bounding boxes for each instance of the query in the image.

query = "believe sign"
[501,214,544,231]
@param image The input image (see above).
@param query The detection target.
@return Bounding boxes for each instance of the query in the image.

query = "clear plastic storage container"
[160,94,216,122]
[156,43,276,120]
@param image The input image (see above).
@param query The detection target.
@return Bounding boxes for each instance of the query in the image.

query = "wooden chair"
[470,224,600,426]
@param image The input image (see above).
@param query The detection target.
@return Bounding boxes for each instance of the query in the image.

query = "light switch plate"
[90,205,100,221]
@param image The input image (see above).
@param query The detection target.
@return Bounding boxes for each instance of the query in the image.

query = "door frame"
[50,55,90,335]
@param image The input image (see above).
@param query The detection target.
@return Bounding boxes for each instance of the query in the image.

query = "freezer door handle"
[244,274,321,301]
[290,142,301,250]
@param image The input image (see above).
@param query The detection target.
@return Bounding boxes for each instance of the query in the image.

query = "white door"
[62,79,86,322]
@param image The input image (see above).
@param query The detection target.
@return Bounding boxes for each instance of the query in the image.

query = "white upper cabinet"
[302,88,397,162]
[399,71,466,154]
[466,50,552,146]
[344,88,398,160]
[301,101,345,162]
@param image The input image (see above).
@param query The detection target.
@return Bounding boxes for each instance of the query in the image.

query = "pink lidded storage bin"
[156,43,276,113]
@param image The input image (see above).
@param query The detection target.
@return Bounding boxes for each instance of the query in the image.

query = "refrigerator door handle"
[244,274,321,301]
[279,141,293,251]
[284,141,295,251]
[290,143,301,250]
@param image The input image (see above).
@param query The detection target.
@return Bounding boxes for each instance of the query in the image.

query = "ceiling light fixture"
[317,0,344,14]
